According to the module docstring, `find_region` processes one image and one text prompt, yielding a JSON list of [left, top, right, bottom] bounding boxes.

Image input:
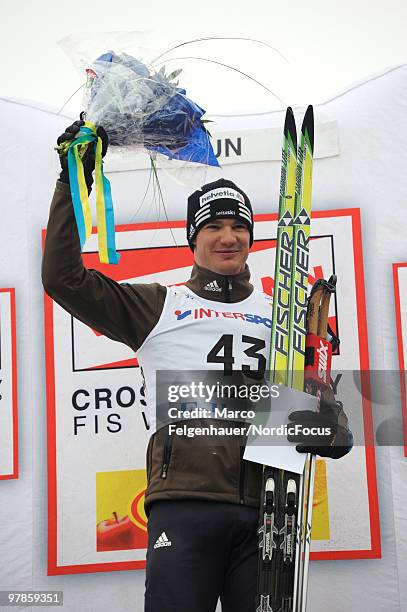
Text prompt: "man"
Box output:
[[42, 120, 352, 612]]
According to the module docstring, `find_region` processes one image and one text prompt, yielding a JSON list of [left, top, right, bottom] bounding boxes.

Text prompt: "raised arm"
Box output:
[[42, 120, 166, 352]]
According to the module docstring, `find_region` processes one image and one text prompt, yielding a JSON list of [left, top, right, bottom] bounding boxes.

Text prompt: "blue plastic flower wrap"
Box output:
[[84, 50, 219, 167], [58, 48, 220, 265]]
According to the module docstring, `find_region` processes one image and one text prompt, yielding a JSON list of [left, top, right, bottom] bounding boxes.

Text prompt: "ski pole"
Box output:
[[297, 275, 337, 610]]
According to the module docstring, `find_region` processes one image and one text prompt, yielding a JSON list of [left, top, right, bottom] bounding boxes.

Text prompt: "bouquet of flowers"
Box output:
[[84, 50, 219, 166], [58, 49, 219, 265]]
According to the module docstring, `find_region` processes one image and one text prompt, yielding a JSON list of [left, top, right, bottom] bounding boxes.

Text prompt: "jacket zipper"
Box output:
[[239, 444, 245, 504], [161, 430, 174, 479], [147, 436, 154, 483], [225, 278, 232, 303]]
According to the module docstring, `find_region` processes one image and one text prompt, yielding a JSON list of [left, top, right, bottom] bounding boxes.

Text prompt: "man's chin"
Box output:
[[211, 260, 243, 275]]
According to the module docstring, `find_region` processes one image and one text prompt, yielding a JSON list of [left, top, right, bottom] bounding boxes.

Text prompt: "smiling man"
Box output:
[[194, 217, 250, 274], [42, 122, 352, 612], [187, 180, 253, 277], [183, 179, 257, 310]]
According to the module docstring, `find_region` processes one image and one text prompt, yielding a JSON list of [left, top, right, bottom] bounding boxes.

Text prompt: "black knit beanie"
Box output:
[[187, 178, 254, 250]]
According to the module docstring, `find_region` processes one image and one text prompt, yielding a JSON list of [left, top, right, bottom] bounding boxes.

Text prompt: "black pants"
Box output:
[[144, 500, 258, 612]]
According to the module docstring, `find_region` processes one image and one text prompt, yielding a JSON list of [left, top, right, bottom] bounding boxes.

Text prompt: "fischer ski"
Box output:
[[269, 106, 297, 387], [257, 469, 278, 612], [256, 105, 315, 612]]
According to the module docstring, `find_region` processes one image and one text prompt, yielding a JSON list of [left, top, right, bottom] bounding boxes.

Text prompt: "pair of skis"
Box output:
[[255, 106, 337, 611]]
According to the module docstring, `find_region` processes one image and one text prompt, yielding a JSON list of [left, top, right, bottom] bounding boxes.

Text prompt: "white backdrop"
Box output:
[[0, 64, 407, 610]]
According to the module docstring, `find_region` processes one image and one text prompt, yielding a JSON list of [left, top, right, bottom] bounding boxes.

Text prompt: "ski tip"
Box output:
[[284, 106, 297, 149], [283, 107, 294, 132], [302, 105, 314, 153]]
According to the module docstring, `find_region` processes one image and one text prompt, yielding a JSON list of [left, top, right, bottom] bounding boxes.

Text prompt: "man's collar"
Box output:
[[185, 262, 253, 303]]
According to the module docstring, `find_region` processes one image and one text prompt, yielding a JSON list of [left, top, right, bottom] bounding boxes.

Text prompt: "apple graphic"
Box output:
[[97, 512, 135, 551]]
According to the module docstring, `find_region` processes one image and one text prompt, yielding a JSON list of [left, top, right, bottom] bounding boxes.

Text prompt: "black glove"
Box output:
[[287, 387, 353, 459], [57, 115, 108, 192]]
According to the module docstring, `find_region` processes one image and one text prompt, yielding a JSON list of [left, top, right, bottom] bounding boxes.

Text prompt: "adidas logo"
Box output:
[[204, 280, 222, 292], [153, 532, 172, 549]]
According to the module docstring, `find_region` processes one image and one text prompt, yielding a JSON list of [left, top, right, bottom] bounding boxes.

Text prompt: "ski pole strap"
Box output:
[[327, 323, 340, 353], [309, 275, 337, 297], [67, 122, 120, 264]]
